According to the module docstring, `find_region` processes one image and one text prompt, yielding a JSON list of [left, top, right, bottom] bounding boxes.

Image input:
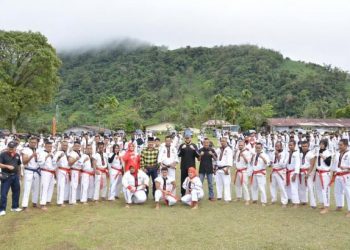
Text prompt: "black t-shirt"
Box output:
[[198, 147, 217, 174], [0, 151, 21, 174], [178, 143, 199, 169]]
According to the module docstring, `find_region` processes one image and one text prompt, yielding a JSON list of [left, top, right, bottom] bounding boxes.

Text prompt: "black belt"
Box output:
[[25, 167, 41, 176], [217, 166, 230, 170]]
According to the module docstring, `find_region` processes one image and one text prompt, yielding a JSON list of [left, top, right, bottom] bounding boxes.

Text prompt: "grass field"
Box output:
[[1, 136, 350, 250], [0, 169, 350, 250]]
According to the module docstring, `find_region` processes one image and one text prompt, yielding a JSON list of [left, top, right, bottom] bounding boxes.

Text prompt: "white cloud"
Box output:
[[1, 0, 350, 70]]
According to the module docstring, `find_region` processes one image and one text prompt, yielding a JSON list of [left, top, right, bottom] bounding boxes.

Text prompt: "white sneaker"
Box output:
[[0, 211, 6, 216], [10, 208, 22, 212]]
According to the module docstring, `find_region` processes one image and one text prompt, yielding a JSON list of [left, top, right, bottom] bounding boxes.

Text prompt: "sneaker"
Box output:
[[0, 211, 6, 216], [11, 208, 22, 212]]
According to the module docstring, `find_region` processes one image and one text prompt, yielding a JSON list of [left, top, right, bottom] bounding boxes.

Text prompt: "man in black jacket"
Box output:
[[198, 138, 217, 200], [0, 141, 22, 216], [178, 132, 199, 196]]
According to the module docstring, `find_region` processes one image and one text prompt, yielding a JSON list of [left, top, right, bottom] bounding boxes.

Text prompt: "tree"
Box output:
[[0, 31, 61, 132]]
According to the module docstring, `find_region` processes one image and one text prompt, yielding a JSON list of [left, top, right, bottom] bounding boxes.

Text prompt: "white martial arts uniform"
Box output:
[[315, 149, 332, 207], [154, 176, 177, 206], [69, 150, 82, 204], [21, 147, 40, 208], [234, 149, 251, 201], [181, 176, 204, 206], [157, 145, 179, 179], [270, 150, 288, 205], [53, 150, 70, 205], [215, 146, 233, 201], [108, 154, 123, 200], [286, 150, 301, 204], [79, 154, 95, 203], [299, 151, 316, 207], [331, 150, 350, 210], [93, 152, 109, 200], [122, 170, 149, 204], [38, 151, 56, 206], [249, 152, 269, 204]]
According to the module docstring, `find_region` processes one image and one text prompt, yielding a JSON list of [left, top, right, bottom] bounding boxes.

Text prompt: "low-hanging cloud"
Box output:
[[1, 0, 350, 71]]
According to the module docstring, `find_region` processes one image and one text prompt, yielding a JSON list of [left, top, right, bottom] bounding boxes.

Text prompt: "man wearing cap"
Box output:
[[178, 132, 200, 196], [122, 165, 149, 208], [21, 137, 40, 210], [140, 137, 159, 197], [0, 141, 22, 216]]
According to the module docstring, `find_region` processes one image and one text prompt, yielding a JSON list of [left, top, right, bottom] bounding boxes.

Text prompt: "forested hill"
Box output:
[[36, 44, 350, 132]]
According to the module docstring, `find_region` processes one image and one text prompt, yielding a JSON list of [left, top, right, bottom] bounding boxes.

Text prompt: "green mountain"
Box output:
[[17, 44, 350, 132]]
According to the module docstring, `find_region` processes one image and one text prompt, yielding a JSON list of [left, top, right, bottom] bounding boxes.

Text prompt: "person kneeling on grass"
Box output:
[[122, 165, 149, 208], [181, 167, 204, 209], [154, 167, 177, 209]]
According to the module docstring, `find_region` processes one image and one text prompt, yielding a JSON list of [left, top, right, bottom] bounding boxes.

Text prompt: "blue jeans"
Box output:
[[199, 173, 214, 199], [0, 174, 20, 211], [145, 167, 158, 198]]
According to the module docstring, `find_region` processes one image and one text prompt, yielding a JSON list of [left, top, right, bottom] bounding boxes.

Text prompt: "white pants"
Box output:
[[270, 172, 288, 205], [298, 173, 316, 207], [21, 169, 40, 207], [93, 173, 108, 200], [80, 173, 95, 202], [167, 168, 176, 180], [234, 170, 250, 201], [56, 169, 70, 205], [250, 174, 267, 204], [215, 170, 231, 201], [47, 178, 55, 203], [40, 171, 55, 206], [69, 170, 81, 204], [108, 169, 123, 200], [181, 189, 204, 206], [123, 189, 147, 204], [286, 173, 300, 204], [334, 174, 350, 211], [154, 190, 177, 206], [315, 171, 331, 207]]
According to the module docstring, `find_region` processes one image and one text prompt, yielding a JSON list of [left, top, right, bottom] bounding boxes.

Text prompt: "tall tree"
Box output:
[[0, 31, 61, 132]]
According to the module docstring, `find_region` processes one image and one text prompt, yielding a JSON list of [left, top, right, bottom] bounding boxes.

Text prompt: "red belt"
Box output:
[[111, 167, 123, 179], [58, 167, 71, 182], [314, 169, 330, 189], [234, 168, 247, 185], [97, 167, 108, 190], [81, 170, 95, 176], [250, 169, 266, 185], [299, 168, 308, 186], [286, 169, 295, 186], [41, 168, 56, 178], [329, 171, 350, 186], [270, 168, 285, 182]]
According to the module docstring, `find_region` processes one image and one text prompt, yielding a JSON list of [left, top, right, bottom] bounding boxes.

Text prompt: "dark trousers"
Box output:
[[145, 167, 158, 198], [0, 174, 20, 211], [181, 168, 190, 196]]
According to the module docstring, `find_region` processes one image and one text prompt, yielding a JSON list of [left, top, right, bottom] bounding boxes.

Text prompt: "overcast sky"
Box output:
[[1, 0, 350, 71]]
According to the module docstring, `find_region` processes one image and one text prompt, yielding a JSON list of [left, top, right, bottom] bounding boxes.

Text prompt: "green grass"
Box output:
[[0, 169, 350, 250], [0, 137, 349, 249]]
